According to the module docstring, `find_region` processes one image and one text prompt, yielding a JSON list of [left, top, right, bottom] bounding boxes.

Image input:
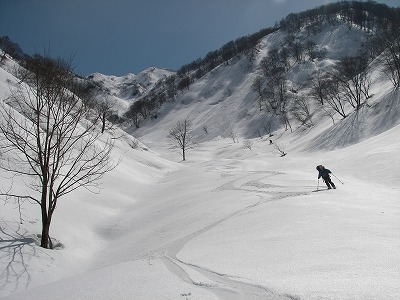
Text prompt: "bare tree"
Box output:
[[251, 75, 265, 111], [288, 40, 304, 63], [0, 50, 7, 66], [255, 128, 263, 138], [273, 142, 287, 157], [279, 111, 292, 132], [304, 40, 318, 61], [315, 75, 347, 119], [125, 100, 143, 128], [331, 55, 371, 110], [310, 70, 330, 106], [168, 118, 194, 161], [243, 139, 253, 150], [291, 96, 314, 128], [321, 105, 337, 125], [0, 54, 116, 249], [229, 130, 239, 143], [263, 120, 274, 137], [95, 95, 116, 133], [369, 27, 400, 88], [78, 91, 117, 133]]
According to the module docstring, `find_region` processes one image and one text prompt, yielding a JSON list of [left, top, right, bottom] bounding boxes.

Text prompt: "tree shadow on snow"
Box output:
[[0, 220, 53, 296]]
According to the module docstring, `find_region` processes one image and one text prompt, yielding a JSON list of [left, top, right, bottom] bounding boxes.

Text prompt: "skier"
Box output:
[[316, 165, 336, 189]]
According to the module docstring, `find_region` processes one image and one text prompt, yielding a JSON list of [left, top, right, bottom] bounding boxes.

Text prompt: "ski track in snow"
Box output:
[[158, 169, 310, 300]]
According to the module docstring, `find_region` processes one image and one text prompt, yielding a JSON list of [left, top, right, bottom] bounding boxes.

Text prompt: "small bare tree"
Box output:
[[0, 54, 116, 249], [321, 105, 336, 125], [251, 75, 265, 111], [94, 95, 116, 133], [310, 70, 330, 106], [255, 128, 263, 138], [168, 118, 194, 161], [243, 139, 253, 150], [0, 50, 7, 66], [263, 120, 274, 137], [77, 91, 117, 134], [323, 77, 348, 119], [291, 96, 313, 128], [229, 130, 239, 143], [273, 142, 287, 157]]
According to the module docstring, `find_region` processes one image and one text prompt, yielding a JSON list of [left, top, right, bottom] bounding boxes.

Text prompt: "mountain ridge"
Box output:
[[86, 67, 173, 101]]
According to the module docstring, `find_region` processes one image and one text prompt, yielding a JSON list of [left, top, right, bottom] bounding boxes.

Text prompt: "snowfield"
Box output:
[[1, 131, 399, 300], [1, 21, 400, 300]]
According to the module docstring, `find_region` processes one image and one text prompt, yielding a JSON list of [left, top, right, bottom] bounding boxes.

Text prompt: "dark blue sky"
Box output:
[[1, 0, 399, 76]]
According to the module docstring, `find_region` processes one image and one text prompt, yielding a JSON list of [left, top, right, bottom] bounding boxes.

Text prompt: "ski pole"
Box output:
[[331, 173, 344, 185], [317, 179, 319, 191]]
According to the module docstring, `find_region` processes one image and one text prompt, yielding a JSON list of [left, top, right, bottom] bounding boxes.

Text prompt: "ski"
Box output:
[[312, 187, 336, 192]]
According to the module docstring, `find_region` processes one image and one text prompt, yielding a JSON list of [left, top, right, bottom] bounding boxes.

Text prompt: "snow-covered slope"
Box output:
[[1, 20, 400, 300], [133, 21, 400, 151]]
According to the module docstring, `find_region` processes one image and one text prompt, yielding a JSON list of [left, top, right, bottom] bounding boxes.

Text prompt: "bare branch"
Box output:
[[168, 118, 194, 161]]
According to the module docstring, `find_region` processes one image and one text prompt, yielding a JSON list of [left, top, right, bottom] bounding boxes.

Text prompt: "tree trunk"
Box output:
[[40, 181, 50, 248], [41, 217, 51, 248], [101, 112, 106, 133]]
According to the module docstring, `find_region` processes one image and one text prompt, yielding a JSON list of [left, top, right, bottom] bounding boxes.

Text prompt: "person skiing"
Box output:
[[316, 165, 336, 189]]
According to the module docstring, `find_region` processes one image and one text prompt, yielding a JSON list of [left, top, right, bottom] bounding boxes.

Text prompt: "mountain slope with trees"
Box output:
[[120, 1, 400, 152]]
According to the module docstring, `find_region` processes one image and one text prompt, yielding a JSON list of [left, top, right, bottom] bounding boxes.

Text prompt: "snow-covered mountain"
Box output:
[[86, 67, 174, 101], [1, 3, 400, 300]]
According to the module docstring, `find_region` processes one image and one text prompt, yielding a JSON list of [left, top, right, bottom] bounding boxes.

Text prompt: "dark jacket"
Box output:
[[318, 167, 331, 179]]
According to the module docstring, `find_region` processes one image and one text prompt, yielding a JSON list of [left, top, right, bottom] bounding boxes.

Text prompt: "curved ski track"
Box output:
[[160, 170, 309, 300]]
